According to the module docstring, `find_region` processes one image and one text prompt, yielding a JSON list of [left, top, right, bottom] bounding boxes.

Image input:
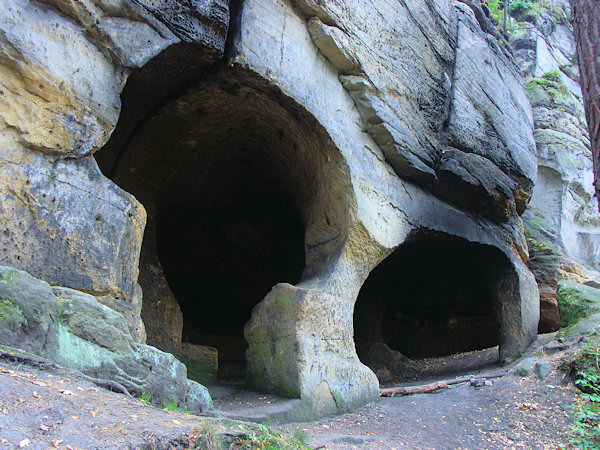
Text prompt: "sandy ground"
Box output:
[[283, 371, 577, 449]]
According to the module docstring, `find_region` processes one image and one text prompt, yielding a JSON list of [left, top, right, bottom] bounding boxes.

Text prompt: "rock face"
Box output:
[[0, 0, 544, 418], [0, 0, 230, 339], [510, 1, 600, 331], [0, 266, 212, 413]]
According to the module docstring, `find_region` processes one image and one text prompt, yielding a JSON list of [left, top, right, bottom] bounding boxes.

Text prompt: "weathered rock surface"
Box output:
[[0, 266, 212, 413], [557, 279, 600, 327], [511, 1, 600, 331], [1, 0, 544, 419], [0, 0, 229, 330], [303, 0, 536, 222]]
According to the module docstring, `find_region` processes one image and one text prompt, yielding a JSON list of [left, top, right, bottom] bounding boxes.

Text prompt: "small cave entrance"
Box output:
[[96, 62, 345, 385], [354, 230, 511, 383]]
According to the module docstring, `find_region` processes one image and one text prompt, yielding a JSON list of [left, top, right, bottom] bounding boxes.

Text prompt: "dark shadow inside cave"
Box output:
[[156, 147, 305, 379], [354, 230, 511, 381]]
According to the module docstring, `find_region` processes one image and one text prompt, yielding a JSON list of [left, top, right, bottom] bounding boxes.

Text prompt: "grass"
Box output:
[[185, 420, 310, 449], [563, 334, 600, 448], [138, 391, 152, 406], [237, 423, 309, 449], [161, 398, 188, 414], [137, 392, 189, 414]]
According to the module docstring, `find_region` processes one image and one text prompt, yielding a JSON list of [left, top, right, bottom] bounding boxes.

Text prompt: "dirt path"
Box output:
[[0, 344, 581, 449], [283, 371, 577, 449]]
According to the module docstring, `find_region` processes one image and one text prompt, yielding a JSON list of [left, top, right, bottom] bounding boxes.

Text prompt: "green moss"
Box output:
[[180, 357, 218, 385], [558, 283, 600, 328], [526, 72, 570, 103], [277, 295, 294, 305], [0, 299, 27, 326], [541, 69, 562, 83], [525, 230, 557, 254], [0, 270, 20, 286], [279, 373, 295, 398], [330, 389, 345, 412], [0, 345, 26, 355]]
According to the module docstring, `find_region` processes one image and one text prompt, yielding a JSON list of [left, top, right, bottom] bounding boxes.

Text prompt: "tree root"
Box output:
[[379, 371, 507, 397], [0, 346, 134, 398]]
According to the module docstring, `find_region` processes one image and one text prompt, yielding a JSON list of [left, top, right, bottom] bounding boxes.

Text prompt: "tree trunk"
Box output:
[[570, 0, 600, 208]]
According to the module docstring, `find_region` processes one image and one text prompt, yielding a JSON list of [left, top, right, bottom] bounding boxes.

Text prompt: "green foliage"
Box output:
[[486, 0, 539, 27], [564, 335, 600, 448], [237, 423, 309, 449], [509, 0, 537, 17], [542, 69, 562, 83], [486, 0, 507, 27], [138, 392, 152, 406], [137, 393, 188, 414], [161, 398, 188, 413]]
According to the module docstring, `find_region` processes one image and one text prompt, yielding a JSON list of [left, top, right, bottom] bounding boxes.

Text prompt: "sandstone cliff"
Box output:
[[0, 0, 566, 418], [508, 0, 600, 332]]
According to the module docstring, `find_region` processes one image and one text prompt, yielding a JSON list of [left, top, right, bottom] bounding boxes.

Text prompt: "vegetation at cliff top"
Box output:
[[486, 0, 568, 28]]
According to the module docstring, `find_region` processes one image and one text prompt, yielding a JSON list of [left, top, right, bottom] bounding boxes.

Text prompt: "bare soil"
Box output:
[[283, 372, 577, 449], [0, 336, 581, 449]]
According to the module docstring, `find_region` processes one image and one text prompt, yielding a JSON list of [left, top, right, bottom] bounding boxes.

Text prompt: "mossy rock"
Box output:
[[180, 356, 218, 385], [557, 280, 600, 328], [0, 298, 27, 330]]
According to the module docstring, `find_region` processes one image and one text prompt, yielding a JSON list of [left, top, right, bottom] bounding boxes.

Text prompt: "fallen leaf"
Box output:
[[87, 387, 98, 392], [51, 440, 63, 448], [31, 381, 49, 387], [71, 416, 80, 420], [172, 419, 182, 425], [76, 387, 84, 392], [90, 409, 101, 418], [18, 439, 30, 448], [1, 438, 7, 443], [32, 392, 40, 399], [16, 398, 24, 403], [0, 368, 11, 374], [516, 402, 538, 411], [59, 390, 74, 396], [39, 424, 50, 432], [1, 408, 7, 414]]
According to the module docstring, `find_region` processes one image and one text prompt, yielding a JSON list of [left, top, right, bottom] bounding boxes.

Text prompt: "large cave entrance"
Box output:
[[354, 230, 512, 383], [156, 146, 305, 379], [96, 60, 347, 384]]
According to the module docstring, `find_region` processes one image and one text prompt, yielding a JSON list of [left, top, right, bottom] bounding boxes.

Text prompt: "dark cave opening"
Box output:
[[156, 146, 305, 378], [354, 230, 508, 379]]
